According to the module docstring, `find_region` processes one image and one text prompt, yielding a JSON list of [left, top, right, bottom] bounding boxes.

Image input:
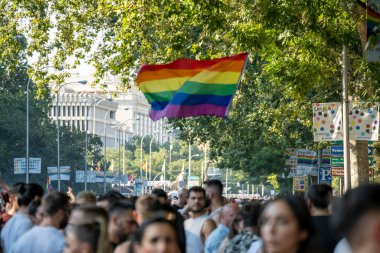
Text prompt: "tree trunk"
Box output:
[[350, 140, 369, 187]]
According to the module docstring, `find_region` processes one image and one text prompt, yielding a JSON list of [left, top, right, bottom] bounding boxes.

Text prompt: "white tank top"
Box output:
[[184, 214, 209, 253]]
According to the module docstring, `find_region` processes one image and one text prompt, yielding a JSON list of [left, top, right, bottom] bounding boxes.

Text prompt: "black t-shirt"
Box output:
[[312, 215, 340, 253]]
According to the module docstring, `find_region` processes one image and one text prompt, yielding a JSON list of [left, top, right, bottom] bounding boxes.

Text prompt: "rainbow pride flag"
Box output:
[[46, 176, 53, 193], [136, 53, 248, 121]]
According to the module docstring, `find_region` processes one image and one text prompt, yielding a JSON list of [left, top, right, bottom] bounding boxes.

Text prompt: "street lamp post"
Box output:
[[149, 131, 159, 188], [56, 80, 87, 191], [140, 133, 148, 180], [103, 109, 113, 194], [149, 137, 154, 184], [84, 98, 109, 191], [187, 144, 200, 188], [26, 65, 57, 183], [120, 118, 139, 175]]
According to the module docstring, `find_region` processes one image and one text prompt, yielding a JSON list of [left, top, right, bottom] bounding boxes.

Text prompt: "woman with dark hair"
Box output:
[[258, 196, 322, 253], [134, 217, 180, 253]]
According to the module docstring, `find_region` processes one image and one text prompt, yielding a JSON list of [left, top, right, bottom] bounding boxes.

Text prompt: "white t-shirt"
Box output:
[[185, 214, 209, 253], [333, 238, 352, 253], [1, 212, 33, 253], [10, 226, 65, 253]]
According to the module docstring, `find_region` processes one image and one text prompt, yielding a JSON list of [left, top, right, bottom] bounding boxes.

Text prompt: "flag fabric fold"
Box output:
[[136, 53, 248, 121]]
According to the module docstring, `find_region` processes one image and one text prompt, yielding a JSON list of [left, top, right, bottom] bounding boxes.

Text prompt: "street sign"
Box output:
[[369, 157, 374, 167], [318, 167, 332, 185], [331, 157, 344, 167], [47, 166, 71, 180], [331, 146, 344, 156], [331, 167, 344, 177], [293, 176, 307, 192], [368, 146, 373, 156]]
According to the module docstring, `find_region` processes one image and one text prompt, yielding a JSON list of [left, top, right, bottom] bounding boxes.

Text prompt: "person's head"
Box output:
[[307, 184, 332, 214], [108, 201, 136, 243], [76, 191, 97, 205], [42, 191, 70, 229], [239, 203, 261, 232], [69, 204, 108, 226], [28, 199, 43, 225], [136, 195, 162, 224], [228, 212, 243, 239], [135, 217, 180, 253], [260, 196, 318, 253], [333, 184, 380, 253], [205, 180, 223, 201], [177, 189, 188, 208], [187, 186, 206, 214], [220, 204, 240, 227], [151, 189, 168, 204], [97, 190, 125, 211], [17, 183, 44, 208], [65, 220, 112, 253]]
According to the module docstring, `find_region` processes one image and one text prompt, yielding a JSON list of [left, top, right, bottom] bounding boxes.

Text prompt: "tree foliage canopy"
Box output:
[[2, 0, 380, 179]]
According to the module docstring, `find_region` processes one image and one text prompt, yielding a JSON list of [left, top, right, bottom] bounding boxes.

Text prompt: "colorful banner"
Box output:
[[313, 103, 343, 141], [14, 158, 41, 174], [296, 149, 318, 176], [322, 149, 331, 166], [293, 176, 307, 192], [47, 166, 70, 181], [357, 0, 380, 61], [313, 103, 379, 141], [349, 104, 379, 140]]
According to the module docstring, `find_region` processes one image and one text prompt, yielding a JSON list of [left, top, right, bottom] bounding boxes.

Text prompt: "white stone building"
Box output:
[[49, 77, 170, 148]]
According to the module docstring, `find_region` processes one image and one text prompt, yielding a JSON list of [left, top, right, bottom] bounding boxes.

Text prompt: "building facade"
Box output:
[[49, 84, 170, 148]]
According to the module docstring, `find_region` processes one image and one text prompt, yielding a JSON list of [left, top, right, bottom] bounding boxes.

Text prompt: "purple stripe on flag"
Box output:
[[149, 104, 228, 121]]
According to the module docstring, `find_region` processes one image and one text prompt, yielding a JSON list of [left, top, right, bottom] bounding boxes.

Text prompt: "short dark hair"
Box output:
[[307, 184, 333, 209], [28, 199, 41, 216], [188, 186, 206, 199], [42, 191, 70, 216], [97, 190, 125, 207], [205, 179, 223, 195], [240, 203, 261, 228], [109, 201, 135, 217], [333, 184, 380, 240], [151, 188, 167, 200], [18, 183, 44, 207]]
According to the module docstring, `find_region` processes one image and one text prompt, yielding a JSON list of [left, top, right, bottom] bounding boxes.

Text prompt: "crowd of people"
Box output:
[[0, 179, 380, 253]]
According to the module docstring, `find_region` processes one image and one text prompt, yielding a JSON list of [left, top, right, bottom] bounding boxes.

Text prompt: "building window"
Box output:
[[68, 106, 71, 116], [73, 106, 76, 116], [82, 106, 85, 116], [77, 106, 81, 116], [82, 120, 85, 131], [110, 111, 115, 119]]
